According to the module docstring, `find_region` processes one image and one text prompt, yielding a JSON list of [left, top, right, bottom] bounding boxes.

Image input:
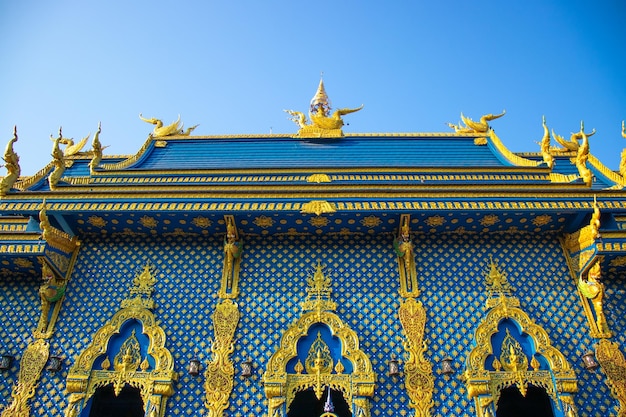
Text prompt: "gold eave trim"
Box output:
[[87, 165, 553, 177], [0, 233, 42, 241], [0, 187, 607, 201], [0, 199, 623, 213]]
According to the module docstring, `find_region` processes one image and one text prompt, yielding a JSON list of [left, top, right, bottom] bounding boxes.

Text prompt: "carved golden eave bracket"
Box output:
[[39, 201, 79, 254]]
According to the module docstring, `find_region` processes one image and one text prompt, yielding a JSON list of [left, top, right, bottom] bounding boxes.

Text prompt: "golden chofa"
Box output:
[[285, 78, 363, 138]]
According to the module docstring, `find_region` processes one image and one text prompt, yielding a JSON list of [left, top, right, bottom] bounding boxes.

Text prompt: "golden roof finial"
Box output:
[[310, 77, 331, 117]]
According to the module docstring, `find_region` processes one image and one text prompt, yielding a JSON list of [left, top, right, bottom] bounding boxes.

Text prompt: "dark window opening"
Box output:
[[496, 385, 554, 417], [88, 384, 144, 417], [287, 388, 350, 417]]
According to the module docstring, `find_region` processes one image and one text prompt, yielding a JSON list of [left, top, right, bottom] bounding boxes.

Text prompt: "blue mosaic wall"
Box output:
[[0, 231, 622, 416]]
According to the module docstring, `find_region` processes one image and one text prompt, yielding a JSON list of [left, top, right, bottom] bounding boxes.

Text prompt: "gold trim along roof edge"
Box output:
[[487, 130, 541, 168], [0, 183, 599, 199], [588, 154, 626, 186], [2, 199, 626, 213]]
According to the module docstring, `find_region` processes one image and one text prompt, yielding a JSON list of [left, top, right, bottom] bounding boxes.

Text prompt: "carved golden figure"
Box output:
[[88, 122, 103, 174], [553, 121, 596, 152], [48, 128, 66, 190], [578, 261, 611, 336], [220, 216, 243, 298], [139, 114, 198, 137], [448, 110, 505, 133], [574, 121, 594, 186], [285, 79, 363, 137], [394, 215, 419, 297], [590, 195, 601, 240], [538, 116, 554, 169], [0, 126, 20, 196], [59, 132, 89, 156], [37, 261, 66, 333]]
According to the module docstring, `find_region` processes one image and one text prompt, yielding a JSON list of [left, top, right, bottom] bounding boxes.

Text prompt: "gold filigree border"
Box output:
[[264, 309, 376, 416], [66, 305, 176, 416], [463, 294, 577, 415]]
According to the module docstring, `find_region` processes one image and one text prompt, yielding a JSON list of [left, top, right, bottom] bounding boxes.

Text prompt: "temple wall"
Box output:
[[1, 231, 623, 416]]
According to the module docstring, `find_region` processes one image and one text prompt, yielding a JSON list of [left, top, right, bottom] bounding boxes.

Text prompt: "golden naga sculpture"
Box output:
[[574, 121, 594, 186], [139, 114, 198, 137], [48, 128, 66, 191], [0, 126, 20, 196], [447, 110, 505, 134], [285, 79, 363, 138], [88, 122, 104, 174], [538, 116, 554, 169]]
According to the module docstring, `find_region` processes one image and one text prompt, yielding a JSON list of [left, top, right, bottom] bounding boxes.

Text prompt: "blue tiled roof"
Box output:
[[131, 135, 509, 170]]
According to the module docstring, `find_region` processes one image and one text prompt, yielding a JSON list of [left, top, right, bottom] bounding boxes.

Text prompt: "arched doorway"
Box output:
[[496, 385, 554, 417], [87, 384, 144, 417], [287, 388, 350, 417]]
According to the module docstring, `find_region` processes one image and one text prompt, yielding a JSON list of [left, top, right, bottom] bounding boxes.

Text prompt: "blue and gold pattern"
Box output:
[[1, 231, 621, 416]]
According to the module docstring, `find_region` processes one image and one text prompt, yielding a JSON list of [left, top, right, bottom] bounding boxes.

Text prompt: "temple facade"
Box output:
[[0, 81, 625, 417]]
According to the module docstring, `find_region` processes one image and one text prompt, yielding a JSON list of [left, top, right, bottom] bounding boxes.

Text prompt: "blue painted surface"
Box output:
[[131, 136, 508, 170]]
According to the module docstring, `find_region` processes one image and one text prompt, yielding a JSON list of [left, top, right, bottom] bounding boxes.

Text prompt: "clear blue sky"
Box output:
[[1, 1, 625, 175]]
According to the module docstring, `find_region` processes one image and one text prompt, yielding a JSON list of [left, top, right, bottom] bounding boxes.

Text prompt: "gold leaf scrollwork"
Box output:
[[1, 339, 49, 417], [596, 339, 626, 417], [204, 299, 240, 417], [463, 259, 577, 412], [263, 262, 375, 417], [64, 265, 176, 417], [398, 297, 434, 417]]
